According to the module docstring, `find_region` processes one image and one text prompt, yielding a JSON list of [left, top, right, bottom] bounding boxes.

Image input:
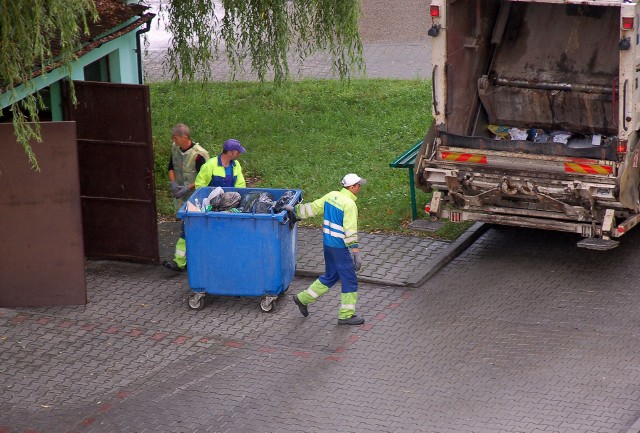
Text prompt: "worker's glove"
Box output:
[[281, 204, 300, 228], [352, 251, 362, 271], [170, 181, 181, 196], [173, 184, 191, 198]]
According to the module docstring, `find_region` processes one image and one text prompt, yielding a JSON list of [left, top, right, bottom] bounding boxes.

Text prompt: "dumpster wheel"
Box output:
[[260, 295, 278, 313], [188, 292, 206, 310]]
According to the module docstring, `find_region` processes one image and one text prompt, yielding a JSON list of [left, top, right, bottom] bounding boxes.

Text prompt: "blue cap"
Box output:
[[223, 139, 246, 153]]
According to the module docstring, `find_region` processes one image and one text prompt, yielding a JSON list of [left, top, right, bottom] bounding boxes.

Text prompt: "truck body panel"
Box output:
[[419, 0, 640, 246]]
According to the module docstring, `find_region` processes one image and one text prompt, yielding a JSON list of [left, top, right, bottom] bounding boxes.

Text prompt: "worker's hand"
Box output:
[[282, 204, 295, 212], [173, 184, 191, 198], [352, 251, 362, 271], [170, 181, 181, 196]]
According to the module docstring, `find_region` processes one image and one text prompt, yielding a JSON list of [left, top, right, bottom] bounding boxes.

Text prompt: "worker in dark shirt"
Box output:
[[163, 123, 210, 272]]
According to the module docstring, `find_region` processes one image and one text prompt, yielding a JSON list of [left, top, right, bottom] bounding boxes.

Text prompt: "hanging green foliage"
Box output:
[[2, 0, 363, 169], [161, 0, 364, 83], [0, 0, 97, 170]]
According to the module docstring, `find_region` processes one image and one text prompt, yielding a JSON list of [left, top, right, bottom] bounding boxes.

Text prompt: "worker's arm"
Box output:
[[194, 160, 213, 189], [343, 201, 359, 249], [234, 161, 246, 188], [294, 193, 329, 219]]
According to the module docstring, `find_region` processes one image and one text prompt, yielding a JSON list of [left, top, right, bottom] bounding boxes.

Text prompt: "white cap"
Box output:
[[341, 173, 367, 187]]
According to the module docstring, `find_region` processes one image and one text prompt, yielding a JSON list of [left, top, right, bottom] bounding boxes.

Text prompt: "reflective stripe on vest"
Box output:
[[323, 220, 345, 239], [322, 190, 358, 249], [294, 188, 359, 249], [298, 203, 315, 218]]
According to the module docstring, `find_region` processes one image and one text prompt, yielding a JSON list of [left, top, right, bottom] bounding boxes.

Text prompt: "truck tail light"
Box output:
[[622, 17, 634, 30], [618, 139, 628, 154], [430, 5, 440, 17]]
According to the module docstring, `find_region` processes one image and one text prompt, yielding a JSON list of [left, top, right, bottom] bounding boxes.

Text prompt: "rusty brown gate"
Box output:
[[0, 122, 87, 307], [63, 81, 159, 263]]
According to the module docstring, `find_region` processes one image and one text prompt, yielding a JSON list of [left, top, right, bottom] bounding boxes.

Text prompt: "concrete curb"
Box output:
[[405, 222, 490, 288], [624, 415, 640, 433], [294, 224, 488, 288]]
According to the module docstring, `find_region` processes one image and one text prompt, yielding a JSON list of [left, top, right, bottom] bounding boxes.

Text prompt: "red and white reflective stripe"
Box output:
[[441, 151, 487, 164], [564, 162, 612, 175]]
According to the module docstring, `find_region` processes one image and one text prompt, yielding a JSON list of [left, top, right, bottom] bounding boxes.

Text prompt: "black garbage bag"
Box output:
[[272, 190, 297, 213], [253, 193, 276, 213], [240, 192, 275, 213], [239, 192, 261, 212], [210, 192, 241, 211]]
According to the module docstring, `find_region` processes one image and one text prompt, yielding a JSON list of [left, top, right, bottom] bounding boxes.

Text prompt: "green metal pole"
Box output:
[[408, 167, 417, 220]]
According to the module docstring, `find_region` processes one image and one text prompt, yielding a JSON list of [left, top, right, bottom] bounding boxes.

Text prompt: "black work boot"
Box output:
[[338, 315, 365, 325], [163, 260, 184, 272], [292, 295, 309, 317]]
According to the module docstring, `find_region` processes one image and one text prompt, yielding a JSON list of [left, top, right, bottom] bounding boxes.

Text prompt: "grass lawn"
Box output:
[[150, 79, 469, 240]]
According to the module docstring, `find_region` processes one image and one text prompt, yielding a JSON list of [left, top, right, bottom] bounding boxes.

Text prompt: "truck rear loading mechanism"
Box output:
[[417, 0, 640, 250]]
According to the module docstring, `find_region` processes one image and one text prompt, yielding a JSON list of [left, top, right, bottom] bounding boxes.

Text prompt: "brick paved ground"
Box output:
[[159, 222, 450, 287], [142, 43, 431, 83], [142, 0, 431, 83], [4, 2, 640, 431], [3, 226, 640, 432]]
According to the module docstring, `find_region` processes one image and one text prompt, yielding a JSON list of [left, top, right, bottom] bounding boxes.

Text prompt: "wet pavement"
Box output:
[[142, 43, 431, 82], [159, 222, 452, 288], [142, 0, 431, 82], [3, 225, 640, 432], [4, 3, 640, 432]]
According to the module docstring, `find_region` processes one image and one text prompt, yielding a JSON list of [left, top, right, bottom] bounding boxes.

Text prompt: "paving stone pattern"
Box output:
[[159, 222, 450, 287], [5, 3, 640, 430], [3, 226, 640, 432], [141, 0, 431, 83], [142, 43, 431, 83]]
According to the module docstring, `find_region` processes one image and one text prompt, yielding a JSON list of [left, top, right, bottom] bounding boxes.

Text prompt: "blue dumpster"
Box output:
[[177, 187, 301, 312]]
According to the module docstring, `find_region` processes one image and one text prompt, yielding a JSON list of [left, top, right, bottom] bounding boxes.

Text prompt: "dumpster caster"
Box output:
[[188, 292, 206, 310], [260, 296, 277, 313]]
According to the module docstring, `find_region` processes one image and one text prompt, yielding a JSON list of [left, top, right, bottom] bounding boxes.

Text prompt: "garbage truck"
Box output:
[[417, 0, 640, 249]]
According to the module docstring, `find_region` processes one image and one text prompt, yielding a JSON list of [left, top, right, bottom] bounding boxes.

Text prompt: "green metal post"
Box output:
[[409, 167, 417, 220]]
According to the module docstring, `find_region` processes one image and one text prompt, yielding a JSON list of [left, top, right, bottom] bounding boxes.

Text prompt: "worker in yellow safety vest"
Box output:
[[163, 124, 209, 272], [164, 138, 247, 272], [285, 173, 366, 325], [194, 139, 247, 188]]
